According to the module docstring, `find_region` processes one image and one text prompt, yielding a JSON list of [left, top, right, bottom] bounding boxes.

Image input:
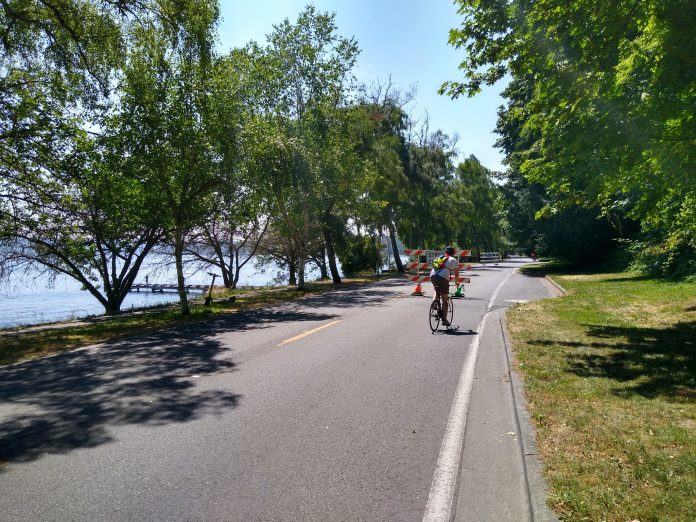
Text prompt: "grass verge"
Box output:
[[0, 274, 392, 367], [508, 265, 696, 521]]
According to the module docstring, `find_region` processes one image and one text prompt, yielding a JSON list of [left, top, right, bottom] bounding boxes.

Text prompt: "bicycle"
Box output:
[[429, 292, 454, 333]]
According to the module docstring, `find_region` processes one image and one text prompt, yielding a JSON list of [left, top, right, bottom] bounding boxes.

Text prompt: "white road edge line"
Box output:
[[422, 268, 518, 522]]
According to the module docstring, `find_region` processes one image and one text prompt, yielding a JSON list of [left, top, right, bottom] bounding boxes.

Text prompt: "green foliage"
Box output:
[[114, 1, 227, 314], [0, 0, 226, 315], [627, 235, 696, 280], [499, 168, 627, 262], [1, 1, 509, 319], [398, 129, 456, 248], [336, 233, 380, 276], [0, 0, 133, 102], [0, 125, 166, 313], [446, 0, 696, 276], [451, 156, 505, 250], [251, 5, 361, 288]]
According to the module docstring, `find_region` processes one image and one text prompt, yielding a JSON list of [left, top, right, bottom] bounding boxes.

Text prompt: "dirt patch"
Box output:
[[678, 419, 696, 430]]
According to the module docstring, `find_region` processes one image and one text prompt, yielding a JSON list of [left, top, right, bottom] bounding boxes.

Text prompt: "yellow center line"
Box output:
[[277, 320, 342, 347]]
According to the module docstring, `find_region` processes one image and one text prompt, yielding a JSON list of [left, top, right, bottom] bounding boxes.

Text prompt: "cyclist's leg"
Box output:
[[436, 281, 450, 326], [441, 287, 449, 323], [432, 275, 447, 316], [441, 303, 450, 326], [431, 283, 440, 305]]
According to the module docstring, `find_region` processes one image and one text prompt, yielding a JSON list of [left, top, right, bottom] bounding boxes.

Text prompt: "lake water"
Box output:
[[0, 248, 404, 329], [0, 264, 303, 329]]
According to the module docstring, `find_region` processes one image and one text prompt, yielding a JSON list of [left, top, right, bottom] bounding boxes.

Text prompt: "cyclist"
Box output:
[[430, 246, 460, 326]]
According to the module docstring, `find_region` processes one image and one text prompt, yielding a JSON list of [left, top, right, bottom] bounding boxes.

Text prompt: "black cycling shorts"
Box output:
[[431, 274, 449, 296]]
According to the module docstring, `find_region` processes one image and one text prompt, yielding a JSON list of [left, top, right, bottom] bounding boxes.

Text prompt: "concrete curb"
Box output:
[[544, 275, 567, 296], [500, 311, 560, 522]]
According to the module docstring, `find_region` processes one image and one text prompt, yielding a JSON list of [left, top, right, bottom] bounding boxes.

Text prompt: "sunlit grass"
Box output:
[[509, 267, 696, 521], [0, 273, 393, 366]]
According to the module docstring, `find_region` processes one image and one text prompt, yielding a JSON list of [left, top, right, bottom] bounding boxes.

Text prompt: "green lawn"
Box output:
[[508, 267, 696, 521]]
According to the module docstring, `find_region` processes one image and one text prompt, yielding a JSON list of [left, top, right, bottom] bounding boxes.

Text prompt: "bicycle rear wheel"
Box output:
[[445, 296, 454, 326], [429, 300, 441, 332]]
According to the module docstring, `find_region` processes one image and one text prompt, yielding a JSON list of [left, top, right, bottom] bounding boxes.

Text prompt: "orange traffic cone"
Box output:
[[411, 280, 425, 296]]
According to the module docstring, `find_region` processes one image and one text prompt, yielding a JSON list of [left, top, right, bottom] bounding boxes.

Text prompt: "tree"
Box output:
[[444, 0, 696, 273], [0, 122, 168, 314], [1, 0, 160, 229], [336, 232, 381, 276], [256, 6, 360, 289], [494, 75, 629, 261], [353, 81, 413, 272], [115, 1, 235, 314], [401, 125, 458, 249], [0, 1, 177, 314], [179, 48, 272, 290], [449, 156, 504, 251], [184, 194, 269, 290]]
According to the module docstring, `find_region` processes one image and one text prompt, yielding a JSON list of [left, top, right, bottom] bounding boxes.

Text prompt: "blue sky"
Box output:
[[216, 0, 507, 172]]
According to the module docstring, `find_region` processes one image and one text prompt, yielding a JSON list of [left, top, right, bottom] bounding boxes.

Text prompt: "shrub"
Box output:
[[627, 233, 696, 280], [337, 234, 381, 276]]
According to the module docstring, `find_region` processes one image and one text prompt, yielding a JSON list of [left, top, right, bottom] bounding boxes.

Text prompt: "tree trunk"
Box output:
[[297, 250, 306, 290], [92, 236, 160, 315], [230, 247, 238, 289], [316, 246, 329, 279], [221, 269, 232, 289], [288, 255, 297, 286], [102, 281, 125, 315], [216, 240, 232, 289], [221, 255, 231, 290], [324, 226, 341, 284], [104, 298, 122, 315], [388, 221, 404, 273], [174, 227, 190, 315], [233, 263, 241, 289]]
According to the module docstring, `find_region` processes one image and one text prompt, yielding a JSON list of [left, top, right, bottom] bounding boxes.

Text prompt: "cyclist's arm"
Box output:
[[448, 259, 460, 285]]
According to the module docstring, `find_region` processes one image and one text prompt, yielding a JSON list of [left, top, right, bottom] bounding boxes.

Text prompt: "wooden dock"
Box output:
[[130, 284, 208, 293]]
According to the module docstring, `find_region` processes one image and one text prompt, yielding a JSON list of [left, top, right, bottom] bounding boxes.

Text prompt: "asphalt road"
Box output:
[[0, 257, 555, 521]]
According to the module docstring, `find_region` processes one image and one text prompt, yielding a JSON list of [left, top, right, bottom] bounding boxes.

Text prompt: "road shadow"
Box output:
[[201, 307, 339, 336], [456, 296, 487, 303], [285, 280, 408, 311], [0, 279, 424, 467], [0, 302, 356, 467], [431, 328, 478, 337], [445, 328, 477, 336], [0, 328, 241, 466], [516, 263, 575, 278], [502, 258, 534, 264], [533, 320, 696, 401]]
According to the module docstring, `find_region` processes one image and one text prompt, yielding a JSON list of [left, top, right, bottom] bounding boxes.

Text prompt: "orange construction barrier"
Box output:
[[404, 247, 472, 297]]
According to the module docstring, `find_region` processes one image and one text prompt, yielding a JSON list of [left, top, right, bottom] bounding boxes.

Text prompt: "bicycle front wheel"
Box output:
[[429, 300, 441, 332], [446, 296, 454, 326]]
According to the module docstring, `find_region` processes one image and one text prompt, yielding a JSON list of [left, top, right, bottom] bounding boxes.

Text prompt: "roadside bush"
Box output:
[[627, 234, 696, 280], [337, 233, 381, 276]]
